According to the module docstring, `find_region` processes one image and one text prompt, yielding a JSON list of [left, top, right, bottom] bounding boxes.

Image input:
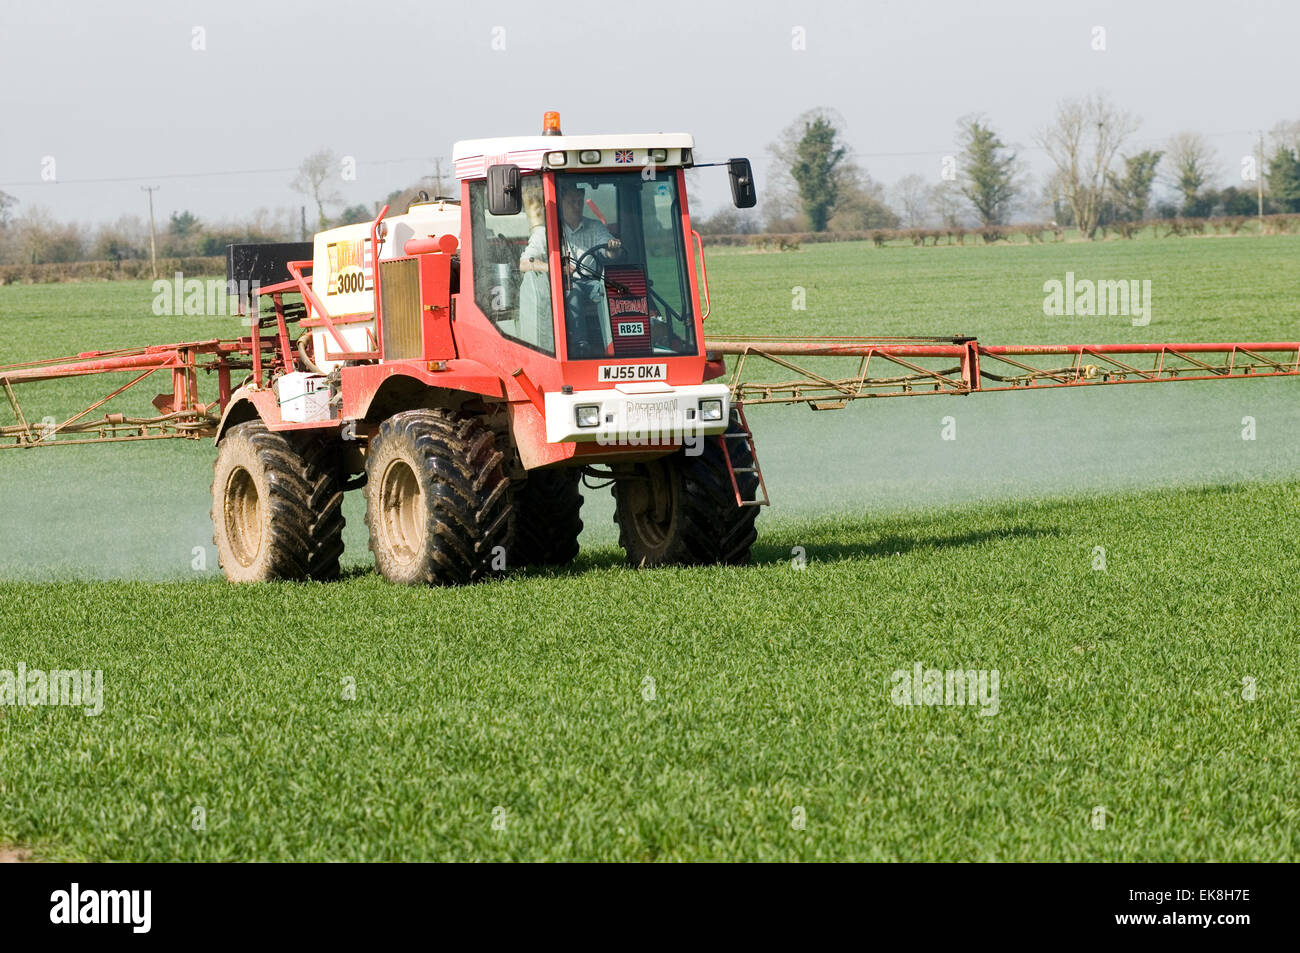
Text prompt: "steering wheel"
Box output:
[[567, 242, 615, 281]]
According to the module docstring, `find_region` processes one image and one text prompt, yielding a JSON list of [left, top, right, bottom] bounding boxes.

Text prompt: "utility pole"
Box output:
[[141, 185, 159, 279], [301, 205, 307, 241], [419, 159, 449, 202], [1256, 130, 1265, 231]]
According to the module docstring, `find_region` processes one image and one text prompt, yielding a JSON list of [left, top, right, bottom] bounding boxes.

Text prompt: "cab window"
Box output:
[[468, 175, 555, 355], [556, 172, 698, 361]]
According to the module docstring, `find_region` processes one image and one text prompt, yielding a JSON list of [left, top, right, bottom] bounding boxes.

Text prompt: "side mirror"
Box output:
[[486, 164, 522, 216], [728, 157, 757, 209]]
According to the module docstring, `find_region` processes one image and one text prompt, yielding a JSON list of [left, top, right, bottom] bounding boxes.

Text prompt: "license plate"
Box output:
[[598, 363, 666, 382], [626, 399, 678, 428]]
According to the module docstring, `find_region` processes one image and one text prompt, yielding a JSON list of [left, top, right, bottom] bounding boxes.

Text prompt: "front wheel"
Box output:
[[612, 418, 760, 568], [363, 409, 511, 586]]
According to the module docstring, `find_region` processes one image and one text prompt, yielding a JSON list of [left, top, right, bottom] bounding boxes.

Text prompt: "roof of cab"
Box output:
[[451, 133, 694, 179]]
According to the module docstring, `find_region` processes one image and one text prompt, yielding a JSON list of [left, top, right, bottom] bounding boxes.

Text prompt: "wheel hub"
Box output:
[[224, 465, 262, 567], [380, 458, 423, 563]]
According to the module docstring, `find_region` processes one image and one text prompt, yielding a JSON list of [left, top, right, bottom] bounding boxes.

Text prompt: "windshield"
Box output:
[[555, 172, 698, 361]]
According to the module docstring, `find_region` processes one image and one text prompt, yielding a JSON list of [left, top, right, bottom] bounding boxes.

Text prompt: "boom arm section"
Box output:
[[0, 339, 257, 449], [706, 336, 1300, 410], [7, 328, 1300, 449], [1, 265, 324, 449]]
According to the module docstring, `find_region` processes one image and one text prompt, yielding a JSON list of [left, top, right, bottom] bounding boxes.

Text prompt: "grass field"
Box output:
[[2, 235, 1300, 860]]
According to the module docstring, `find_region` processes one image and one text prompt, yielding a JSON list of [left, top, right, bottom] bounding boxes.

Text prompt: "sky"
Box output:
[[0, 0, 1295, 227]]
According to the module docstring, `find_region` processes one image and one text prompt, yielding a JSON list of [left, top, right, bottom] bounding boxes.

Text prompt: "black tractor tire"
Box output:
[[211, 420, 346, 583], [298, 437, 347, 580], [507, 468, 584, 569], [363, 409, 511, 586], [612, 416, 760, 568]]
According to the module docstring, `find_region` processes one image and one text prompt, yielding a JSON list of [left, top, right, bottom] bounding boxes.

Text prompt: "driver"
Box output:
[[557, 180, 621, 270], [518, 180, 622, 277], [517, 179, 624, 357], [554, 180, 622, 357]]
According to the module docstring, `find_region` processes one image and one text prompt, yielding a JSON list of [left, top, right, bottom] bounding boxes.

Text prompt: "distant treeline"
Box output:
[[0, 256, 227, 285], [699, 213, 1300, 250], [4, 95, 1300, 269]]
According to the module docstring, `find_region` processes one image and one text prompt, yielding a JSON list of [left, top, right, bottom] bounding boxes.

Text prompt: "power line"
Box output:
[[0, 128, 1273, 190]]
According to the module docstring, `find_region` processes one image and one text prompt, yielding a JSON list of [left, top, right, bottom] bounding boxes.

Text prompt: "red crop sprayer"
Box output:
[[4, 114, 1297, 583]]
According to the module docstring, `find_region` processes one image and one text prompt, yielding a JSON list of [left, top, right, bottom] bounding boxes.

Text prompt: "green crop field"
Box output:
[[3, 235, 1300, 861]]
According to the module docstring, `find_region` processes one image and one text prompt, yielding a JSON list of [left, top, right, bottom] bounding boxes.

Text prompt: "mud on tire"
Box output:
[[508, 469, 584, 569], [364, 408, 511, 586], [211, 420, 346, 583], [612, 415, 759, 568]]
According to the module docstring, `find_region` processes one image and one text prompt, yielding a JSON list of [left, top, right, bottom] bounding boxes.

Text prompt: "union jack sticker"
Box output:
[[614, 149, 634, 164]]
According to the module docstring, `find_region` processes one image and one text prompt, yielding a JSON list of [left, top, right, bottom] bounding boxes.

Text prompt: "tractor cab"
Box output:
[[454, 124, 699, 363], [451, 114, 756, 451], [464, 167, 698, 363]]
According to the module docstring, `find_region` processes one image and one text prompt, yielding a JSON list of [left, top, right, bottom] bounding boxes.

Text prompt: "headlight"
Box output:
[[699, 399, 723, 422], [545, 151, 567, 166], [575, 405, 601, 428], [578, 150, 601, 164], [649, 148, 668, 163]]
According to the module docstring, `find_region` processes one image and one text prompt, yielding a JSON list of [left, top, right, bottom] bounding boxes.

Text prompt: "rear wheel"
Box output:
[[211, 421, 345, 582], [508, 469, 584, 568], [364, 409, 511, 585], [299, 438, 347, 579], [612, 416, 759, 567]]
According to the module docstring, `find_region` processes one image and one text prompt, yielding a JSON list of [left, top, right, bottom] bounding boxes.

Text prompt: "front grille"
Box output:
[[379, 258, 421, 360]]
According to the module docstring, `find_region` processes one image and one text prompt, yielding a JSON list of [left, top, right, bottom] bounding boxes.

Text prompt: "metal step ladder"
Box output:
[[719, 403, 770, 507]]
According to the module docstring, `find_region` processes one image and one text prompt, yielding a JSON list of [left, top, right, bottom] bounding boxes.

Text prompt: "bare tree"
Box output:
[[891, 174, 930, 228], [91, 214, 150, 261], [291, 149, 344, 231], [1269, 120, 1300, 154], [1038, 168, 1072, 225], [828, 168, 899, 231], [247, 206, 298, 241], [0, 190, 16, 229], [928, 179, 968, 228], [10, 205, 84, 264], [1164, 131, 1222, 210], [1036, 93, 1139, 239]]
